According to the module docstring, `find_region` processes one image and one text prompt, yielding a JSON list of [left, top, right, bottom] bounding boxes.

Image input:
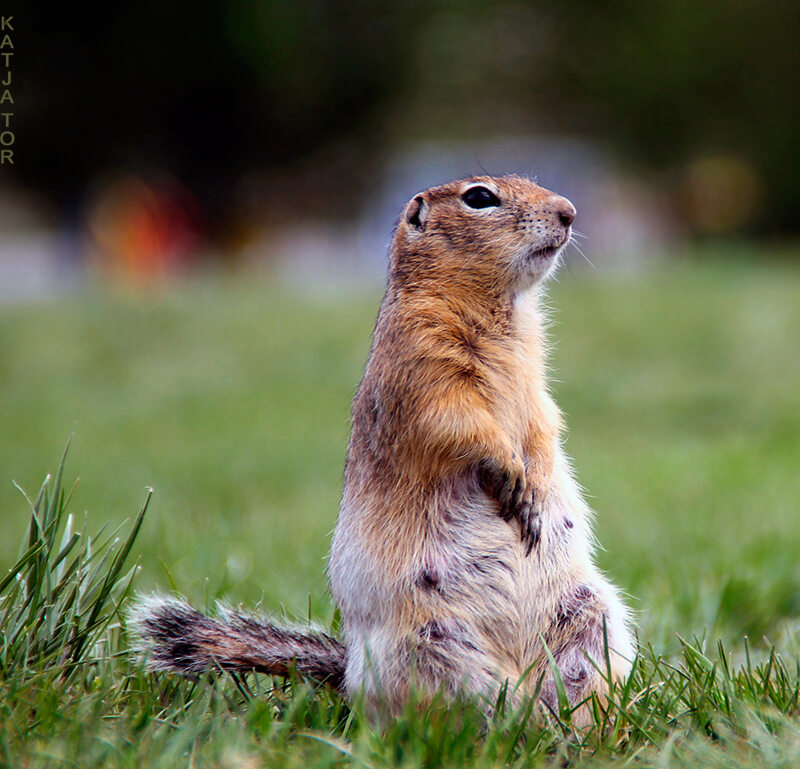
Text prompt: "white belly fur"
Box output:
[[329, 446, 634, 703]]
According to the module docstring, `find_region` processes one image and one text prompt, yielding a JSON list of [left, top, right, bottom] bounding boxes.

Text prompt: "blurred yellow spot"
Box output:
[[680, 154, 765, 234]]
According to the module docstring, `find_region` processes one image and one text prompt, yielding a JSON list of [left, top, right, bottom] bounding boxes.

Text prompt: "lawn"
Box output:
[[2, 254, 800, 767]]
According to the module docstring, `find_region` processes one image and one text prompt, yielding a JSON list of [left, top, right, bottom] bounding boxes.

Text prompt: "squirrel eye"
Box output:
[[462, 186, 500, 209]]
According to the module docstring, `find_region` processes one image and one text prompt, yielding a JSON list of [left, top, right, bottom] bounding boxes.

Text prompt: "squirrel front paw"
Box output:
[[477, 454, 546, 556], [517, 490, 542, 556], [521, 455, 551, 555], [477, 453, 525, 521]]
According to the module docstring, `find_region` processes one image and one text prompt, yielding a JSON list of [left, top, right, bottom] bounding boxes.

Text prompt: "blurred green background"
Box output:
[[2, 256, 799, 656], [2, 1, 800, 659]]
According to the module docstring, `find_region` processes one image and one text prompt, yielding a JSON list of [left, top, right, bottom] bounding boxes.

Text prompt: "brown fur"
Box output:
[[131, 175, 634, 726], [330, 175, 633, 721]]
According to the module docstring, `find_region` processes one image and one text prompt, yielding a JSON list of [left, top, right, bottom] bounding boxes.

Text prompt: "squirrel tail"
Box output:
[[128, 596, 347, 691]]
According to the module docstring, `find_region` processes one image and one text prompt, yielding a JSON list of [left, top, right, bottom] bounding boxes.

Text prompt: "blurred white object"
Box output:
[[0, 183, 78, 303], [255, 136, 676, 289]]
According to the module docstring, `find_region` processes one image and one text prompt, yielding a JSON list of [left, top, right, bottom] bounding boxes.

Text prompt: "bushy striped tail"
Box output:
[[128, 596, 347, 690]]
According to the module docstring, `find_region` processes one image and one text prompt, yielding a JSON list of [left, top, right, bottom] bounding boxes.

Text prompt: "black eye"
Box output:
[[462, 186, 500, 209]]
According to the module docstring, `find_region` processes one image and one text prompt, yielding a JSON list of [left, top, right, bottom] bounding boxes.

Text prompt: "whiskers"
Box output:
[[568, 229, 595, 269]]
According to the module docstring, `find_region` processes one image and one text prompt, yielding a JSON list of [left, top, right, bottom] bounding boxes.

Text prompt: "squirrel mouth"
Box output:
[[527, 234, 569, 261], [528, 245, 558, 260]]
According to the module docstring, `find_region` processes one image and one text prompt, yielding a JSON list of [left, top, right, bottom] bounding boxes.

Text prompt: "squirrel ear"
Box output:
[[405, 196, 427, 230]]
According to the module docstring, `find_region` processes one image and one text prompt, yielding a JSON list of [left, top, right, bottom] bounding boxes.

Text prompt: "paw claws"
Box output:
[[478, 455, 546, 555]]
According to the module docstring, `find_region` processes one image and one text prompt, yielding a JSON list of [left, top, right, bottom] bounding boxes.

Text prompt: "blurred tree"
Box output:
[[546, 0, 800, 234], [10, 0, 800, 237]]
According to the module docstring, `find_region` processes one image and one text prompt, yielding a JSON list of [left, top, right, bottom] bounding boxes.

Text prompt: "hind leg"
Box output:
[[412, 618, 505, 704], [348, 619, 504, 721], [540, 582, 634, 726]]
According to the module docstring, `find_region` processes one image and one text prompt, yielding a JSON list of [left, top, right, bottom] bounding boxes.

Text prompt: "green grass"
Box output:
[[1, 254, 800, 767]]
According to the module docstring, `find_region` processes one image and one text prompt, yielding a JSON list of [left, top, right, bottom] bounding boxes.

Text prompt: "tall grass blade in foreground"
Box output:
[[0, 438, 151, 678]]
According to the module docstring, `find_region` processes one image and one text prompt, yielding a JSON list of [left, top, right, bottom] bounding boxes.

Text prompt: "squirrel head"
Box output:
[[391, 175, 576, 293]]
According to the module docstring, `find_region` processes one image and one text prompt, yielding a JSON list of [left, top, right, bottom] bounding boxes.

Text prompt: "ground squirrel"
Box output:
[[131, 174, 634, 724]]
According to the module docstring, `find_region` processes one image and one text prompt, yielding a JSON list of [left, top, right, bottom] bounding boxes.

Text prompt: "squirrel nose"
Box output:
[[554, 197, 576, 228]]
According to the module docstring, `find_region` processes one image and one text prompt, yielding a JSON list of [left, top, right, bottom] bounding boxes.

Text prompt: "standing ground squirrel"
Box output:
[[130, 174, 634, 724]]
